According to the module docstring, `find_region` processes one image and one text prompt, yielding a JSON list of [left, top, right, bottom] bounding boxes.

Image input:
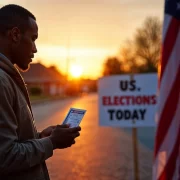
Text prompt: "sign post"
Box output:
[[98, 73, 158, 179], [132, 127, 139, 180], [130, 74, 139, 180]]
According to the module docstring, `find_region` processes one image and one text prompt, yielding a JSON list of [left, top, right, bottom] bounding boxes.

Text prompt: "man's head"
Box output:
[[0, 4, 38, 71]]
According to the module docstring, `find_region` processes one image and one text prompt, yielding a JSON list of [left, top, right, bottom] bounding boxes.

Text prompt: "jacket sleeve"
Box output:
[[0, 77, 53, 174]]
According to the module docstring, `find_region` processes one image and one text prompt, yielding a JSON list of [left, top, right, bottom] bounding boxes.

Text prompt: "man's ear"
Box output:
[[9, 27, 21, 43]]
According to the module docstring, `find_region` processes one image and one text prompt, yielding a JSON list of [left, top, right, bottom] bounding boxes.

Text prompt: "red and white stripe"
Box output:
[[153, 12, 180, 180]]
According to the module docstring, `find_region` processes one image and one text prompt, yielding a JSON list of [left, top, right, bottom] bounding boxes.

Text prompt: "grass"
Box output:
[[29, 94, 70, 103], [30, 95, 51, 101]]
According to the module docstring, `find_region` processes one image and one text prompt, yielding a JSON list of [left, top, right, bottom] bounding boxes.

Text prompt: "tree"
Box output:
[[102, 57, 123, 76], [119, 40, 140, 74], [134, 16, 162, 72], [102, 16, 162, 77]]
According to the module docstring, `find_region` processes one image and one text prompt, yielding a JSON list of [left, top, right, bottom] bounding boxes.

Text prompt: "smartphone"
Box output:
[[62, 108, 86, 128]]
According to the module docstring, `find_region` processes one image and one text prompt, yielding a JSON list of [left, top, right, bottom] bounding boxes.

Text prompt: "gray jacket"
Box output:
[[0, 55, 53, 180]]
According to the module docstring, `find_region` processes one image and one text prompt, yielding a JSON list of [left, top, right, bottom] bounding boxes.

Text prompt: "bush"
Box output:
[[30, 87, 42, 96]]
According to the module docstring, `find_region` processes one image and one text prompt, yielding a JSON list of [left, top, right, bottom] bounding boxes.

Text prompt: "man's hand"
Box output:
[[39, 126, 56, 138], [49, 124, 81, 149]]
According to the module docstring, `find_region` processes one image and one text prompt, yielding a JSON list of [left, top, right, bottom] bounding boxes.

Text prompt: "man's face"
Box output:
[[12, 17, 38, 71]]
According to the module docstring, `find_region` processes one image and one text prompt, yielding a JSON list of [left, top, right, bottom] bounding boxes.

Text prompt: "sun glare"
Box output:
[[69, 65, 83, 78]]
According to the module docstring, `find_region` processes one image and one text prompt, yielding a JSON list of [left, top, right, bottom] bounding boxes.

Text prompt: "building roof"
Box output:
[[21, 63, 66, 84]]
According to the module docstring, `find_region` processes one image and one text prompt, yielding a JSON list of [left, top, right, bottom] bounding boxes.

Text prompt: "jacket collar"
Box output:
[[0, 53, 33, 114], [0, 53, 19, 77]]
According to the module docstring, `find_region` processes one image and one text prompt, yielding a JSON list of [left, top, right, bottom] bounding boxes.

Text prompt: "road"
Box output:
[[32, 93, 154, 180]]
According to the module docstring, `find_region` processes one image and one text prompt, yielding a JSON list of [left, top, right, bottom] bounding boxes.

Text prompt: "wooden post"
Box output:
[[130, 74, 140, 180], [132, 128, 140, 180]]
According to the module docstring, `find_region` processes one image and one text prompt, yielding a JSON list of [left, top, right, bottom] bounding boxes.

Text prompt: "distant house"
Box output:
[[80, 79, 97, 92], [21, 63, 66, 96]]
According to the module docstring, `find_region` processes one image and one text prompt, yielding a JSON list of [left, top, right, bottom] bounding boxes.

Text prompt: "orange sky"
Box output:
[[1, 0, 164, 79]]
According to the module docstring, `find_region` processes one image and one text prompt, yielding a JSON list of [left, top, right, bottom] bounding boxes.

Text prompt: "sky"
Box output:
[[0, 0, 164, 79]]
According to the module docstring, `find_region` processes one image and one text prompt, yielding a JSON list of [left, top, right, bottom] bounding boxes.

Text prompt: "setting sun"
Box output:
[[69, 65, 83, 78]]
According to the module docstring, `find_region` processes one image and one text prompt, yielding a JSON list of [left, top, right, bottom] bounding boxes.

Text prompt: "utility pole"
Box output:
[[66, 36, 70, 81]]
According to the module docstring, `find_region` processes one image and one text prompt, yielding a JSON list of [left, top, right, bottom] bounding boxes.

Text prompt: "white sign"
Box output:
[[62, 108, 86, 128], [98, 73, 158, 127]]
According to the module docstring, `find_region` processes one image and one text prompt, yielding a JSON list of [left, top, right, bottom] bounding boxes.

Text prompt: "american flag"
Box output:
[[153, 0, 180, 179]]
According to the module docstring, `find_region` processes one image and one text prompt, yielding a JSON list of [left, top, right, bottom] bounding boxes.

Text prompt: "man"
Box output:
[[0, 4, 81, 180]]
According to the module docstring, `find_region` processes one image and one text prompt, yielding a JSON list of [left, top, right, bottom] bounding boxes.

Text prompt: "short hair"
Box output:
[[0, 4, 36, 35]]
